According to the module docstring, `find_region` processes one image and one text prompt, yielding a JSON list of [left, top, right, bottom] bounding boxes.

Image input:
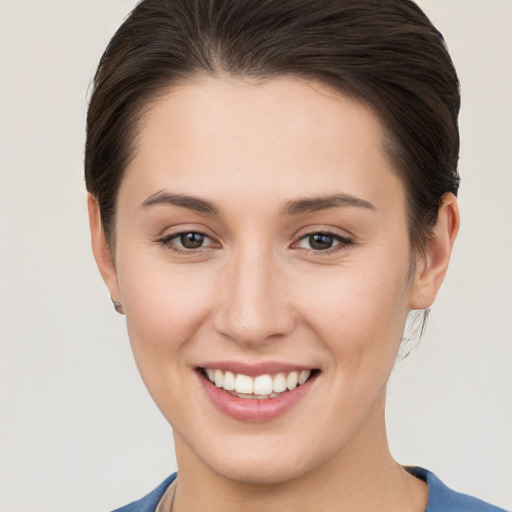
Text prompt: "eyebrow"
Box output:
[[282, 194, 376, 215], [140, 191, 219, 215], [140, 190, 376, 216]]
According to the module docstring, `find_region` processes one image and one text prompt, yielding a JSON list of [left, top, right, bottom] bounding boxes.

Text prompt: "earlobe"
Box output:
[[87, 194, 122, 308], [409, 193, 460, 310]]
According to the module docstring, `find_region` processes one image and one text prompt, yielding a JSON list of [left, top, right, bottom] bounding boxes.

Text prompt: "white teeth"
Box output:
[[254, 374, 273, 395], [286, 371, 298, 390], [235, 374, 254, 394], [298, 370, 311, 385], [223, 371, 235, 391], [204, 368, 314, 397], [273, 373, 287, 393], [214, 369, 223, 388]]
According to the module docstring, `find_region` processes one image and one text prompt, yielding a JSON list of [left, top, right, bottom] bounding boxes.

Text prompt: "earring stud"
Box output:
[[110, 296, 125, 315]]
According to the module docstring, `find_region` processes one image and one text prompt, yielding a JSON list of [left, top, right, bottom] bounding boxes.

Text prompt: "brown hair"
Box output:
[[85, 0, 460, 252]]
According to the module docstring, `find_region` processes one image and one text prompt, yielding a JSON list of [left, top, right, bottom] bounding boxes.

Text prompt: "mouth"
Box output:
[[199, 367, 317, 400], [196, 361, 320, 422]]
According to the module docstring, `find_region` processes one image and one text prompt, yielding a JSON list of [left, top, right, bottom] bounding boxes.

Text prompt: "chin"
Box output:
[[209, 454, 314, 486], [185, 430, 336, 486]]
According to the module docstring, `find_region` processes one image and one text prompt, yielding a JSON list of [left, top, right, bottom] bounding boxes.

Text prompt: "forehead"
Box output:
[[121, 76, 402, 210]]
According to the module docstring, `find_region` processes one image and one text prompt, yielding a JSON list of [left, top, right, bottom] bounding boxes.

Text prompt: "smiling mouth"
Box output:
[[199, 368, 318, 399]]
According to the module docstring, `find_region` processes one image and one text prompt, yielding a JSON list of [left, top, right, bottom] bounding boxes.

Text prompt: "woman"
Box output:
[[85, 1, 507, 510]]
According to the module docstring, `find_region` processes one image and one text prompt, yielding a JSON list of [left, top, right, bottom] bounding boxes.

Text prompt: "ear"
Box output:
[[409, 192, 460, 310], [87, 194, 122, 309]]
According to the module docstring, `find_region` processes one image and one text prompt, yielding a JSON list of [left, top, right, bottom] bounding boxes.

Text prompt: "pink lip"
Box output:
[[197, 368, 318, 423], [198, 360, 313, 377]]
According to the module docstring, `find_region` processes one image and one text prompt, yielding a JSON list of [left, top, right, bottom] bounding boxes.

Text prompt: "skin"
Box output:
[[89, 76, 459, 511]]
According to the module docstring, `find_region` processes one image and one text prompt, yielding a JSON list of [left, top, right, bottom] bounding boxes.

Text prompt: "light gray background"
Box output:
[[1, 1, 511, 511]]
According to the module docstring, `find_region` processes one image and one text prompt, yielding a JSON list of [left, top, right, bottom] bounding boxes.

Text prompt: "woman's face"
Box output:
[[100, 77, 425, 483]]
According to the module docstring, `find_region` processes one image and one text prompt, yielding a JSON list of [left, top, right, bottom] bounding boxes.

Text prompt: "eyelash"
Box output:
[[156, 231, 215, 254], [293, 232, 354, 254], [156, 230, 353, 255]]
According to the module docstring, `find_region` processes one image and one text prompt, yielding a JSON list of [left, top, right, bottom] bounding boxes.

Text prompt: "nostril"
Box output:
[[212, 269, 295, 345], [213, 309, 296, 346]]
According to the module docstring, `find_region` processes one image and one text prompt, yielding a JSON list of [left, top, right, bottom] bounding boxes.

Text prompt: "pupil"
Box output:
[[180, 232, 204, 249], [309, 234, 333, 250]]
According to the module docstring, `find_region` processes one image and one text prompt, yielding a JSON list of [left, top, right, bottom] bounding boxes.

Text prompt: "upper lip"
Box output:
[[198, 361, 316, 376]]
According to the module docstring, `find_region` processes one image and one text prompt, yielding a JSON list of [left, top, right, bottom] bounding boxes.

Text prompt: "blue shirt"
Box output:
[[112, 468, 507, 511]]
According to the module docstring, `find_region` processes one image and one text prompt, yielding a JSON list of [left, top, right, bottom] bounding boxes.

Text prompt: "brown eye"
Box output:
[[179, 232, 206, 249], [157, 230, 218, 254], [295, 232, 353, 253], [308, 233, 335, 250]]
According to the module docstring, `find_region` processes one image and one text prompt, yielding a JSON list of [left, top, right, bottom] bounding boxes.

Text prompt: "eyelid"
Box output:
[[156, 228, 221, 253], [291, 229, 354, 253], [154, 225, 353, 255], [290, 223, 355, 240]]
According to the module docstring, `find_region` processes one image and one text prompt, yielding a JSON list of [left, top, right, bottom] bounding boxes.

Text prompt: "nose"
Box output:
[[213, 246, 295, 347]]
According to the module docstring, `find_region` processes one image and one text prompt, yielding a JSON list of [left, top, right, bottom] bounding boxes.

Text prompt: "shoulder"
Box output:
[[110, 473, 177, 512], [108, 470, 509, 512], [407, 467, 508, 512]]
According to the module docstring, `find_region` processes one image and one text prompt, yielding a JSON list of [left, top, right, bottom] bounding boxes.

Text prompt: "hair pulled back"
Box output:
[[85, 0, 460, 251]]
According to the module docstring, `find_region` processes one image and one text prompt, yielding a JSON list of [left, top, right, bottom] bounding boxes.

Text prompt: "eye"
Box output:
[[178, 232, 207, 249], [158, 231, 216, 252], [296, 232, 352, 252]]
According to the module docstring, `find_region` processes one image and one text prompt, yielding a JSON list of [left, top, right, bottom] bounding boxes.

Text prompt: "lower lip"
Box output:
[[198, 371, 317, 423]]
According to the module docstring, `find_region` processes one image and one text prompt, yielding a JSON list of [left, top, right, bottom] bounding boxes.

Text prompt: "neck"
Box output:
[[171, 399, 427, 512]]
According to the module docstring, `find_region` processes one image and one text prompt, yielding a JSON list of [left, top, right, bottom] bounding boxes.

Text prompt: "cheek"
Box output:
[[115, 249, 216, 377], [295, 257, 411, 363]]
